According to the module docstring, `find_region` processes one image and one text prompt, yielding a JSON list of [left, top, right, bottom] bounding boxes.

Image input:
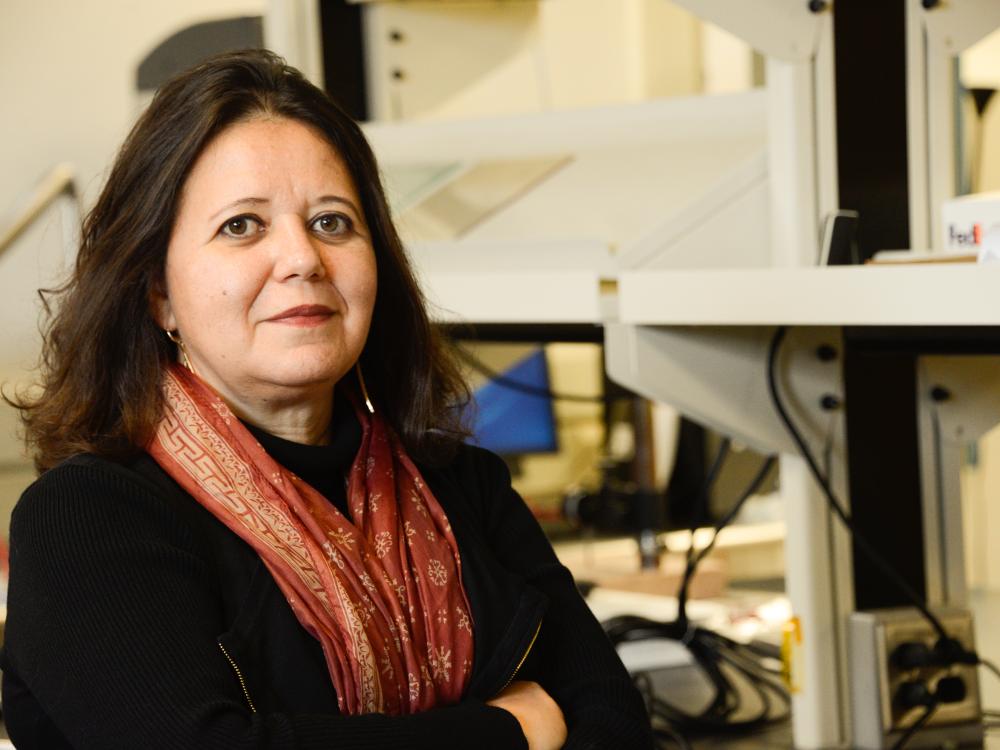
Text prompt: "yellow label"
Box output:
[[781, 616, 803, 694]]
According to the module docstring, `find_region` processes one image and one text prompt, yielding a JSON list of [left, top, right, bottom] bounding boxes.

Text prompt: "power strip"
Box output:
[[849, 607, 983, 749]]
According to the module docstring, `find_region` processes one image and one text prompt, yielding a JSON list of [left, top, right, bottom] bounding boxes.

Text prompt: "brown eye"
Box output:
[[311, 212, 351, 237], [227, 218, 248, 235], [219, 215, 262, 238]]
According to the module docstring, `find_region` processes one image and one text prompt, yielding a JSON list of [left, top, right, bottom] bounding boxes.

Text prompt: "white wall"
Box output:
[[0, 0, 264, 525]]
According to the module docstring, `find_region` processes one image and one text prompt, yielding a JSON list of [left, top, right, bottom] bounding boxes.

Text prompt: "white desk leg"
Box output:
[[782, 453, 853, 749], [918, 356, 1000, 605]]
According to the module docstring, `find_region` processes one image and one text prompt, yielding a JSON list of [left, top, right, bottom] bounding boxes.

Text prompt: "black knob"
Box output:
[[807, 0, 828, 12], [930, 386, 951, 403], [933, 636, 977, 666], [816, 344, 838, 362], [896, 680, 933, 709], [934, 676, 967, 704], [892, 642, 933, 670], [820, 394, 841, 411], [922, 0, 941, 9]]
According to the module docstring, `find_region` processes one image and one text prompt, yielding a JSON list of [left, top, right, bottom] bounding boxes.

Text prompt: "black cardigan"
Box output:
[[1, 411, 653, 749]]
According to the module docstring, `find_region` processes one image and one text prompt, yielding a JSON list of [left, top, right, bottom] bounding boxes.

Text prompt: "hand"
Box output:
[[487, 680, 567, 750]]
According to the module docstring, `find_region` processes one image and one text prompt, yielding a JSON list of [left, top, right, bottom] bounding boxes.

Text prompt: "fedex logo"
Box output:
[[948, 223, 982, 246]]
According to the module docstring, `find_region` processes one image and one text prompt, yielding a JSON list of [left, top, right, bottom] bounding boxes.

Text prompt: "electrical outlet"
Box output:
[[850, 607, 983, 749]]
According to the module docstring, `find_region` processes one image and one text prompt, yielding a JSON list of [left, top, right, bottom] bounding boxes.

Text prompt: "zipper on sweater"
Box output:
[[496, 619, 543, 695], [218, 640, 257, 713]]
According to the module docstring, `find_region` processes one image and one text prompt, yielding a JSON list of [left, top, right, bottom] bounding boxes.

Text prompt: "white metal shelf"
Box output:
[[617, 265, 1000, 327]]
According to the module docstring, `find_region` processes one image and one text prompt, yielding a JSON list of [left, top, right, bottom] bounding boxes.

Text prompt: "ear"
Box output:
[[149, 281, 176, 331]]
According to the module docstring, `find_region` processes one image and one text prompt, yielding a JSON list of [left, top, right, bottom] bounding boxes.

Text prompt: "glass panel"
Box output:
[[388, 156, 571, 242]]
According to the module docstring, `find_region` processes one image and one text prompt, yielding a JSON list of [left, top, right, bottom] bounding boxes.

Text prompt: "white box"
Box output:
[[941, 192, 1000, 260]]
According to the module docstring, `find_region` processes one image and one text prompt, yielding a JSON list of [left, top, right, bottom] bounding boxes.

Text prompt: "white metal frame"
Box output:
[[606, 3, 1000, 744], [638, 3, 852, 744], [268, 2, 1000, 747], [263, 0, 325, 87], [0, 163, 79, 265]]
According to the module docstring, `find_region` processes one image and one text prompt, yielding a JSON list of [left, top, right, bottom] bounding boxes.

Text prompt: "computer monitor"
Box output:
[[465, 348, 558, 456]]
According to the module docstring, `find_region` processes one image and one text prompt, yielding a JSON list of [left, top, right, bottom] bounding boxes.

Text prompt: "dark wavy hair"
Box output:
[[10, 49, 469, 473]]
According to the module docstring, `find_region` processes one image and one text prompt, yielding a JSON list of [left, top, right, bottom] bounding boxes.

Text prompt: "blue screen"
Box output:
[[466, 348, 558, 456]]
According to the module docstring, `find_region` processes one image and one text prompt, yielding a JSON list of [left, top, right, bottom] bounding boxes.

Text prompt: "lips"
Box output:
[[266, 304, 335, 322]]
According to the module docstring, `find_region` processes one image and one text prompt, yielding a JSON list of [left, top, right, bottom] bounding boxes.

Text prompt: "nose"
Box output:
[[271, 217, 327, 281]]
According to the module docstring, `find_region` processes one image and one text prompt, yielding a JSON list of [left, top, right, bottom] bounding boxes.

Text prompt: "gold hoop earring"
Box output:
[[165, 329, 196, 374], [355, 363, 375, 414]]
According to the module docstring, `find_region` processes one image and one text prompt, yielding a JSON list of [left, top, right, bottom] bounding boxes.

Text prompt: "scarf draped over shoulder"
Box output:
[[147, 364, 474, 715]]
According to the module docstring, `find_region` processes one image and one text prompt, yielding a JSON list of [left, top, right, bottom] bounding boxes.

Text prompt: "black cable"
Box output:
[[454, 346, 605, 403], [605, 450, 790, 736], [690, 457, 777, 572], [981, 657, 1000, 685], [676, 454, 775, 626], [691, 437, 732, 542], [609, 613, 792, 730], [890, 703, 938, 750], [694, 437, 732, 539], [604, 399, 789, 737], [737, 638, 783, 662], [653, 724, 693, 750], [633, 673, 693, 750], [670, 643, 788, 729], [713, 642, 780, 721], [677, 438, 732, 623], [766, 326, 1000, 750], [712, 634, 788, 691], [765, 326, 953, 644]]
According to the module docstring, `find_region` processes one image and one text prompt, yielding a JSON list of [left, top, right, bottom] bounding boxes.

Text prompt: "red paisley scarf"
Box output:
[[147, 364, 475, 715]]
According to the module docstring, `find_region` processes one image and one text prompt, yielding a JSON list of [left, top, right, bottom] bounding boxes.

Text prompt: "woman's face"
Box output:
[[154, 117, 377, 408]]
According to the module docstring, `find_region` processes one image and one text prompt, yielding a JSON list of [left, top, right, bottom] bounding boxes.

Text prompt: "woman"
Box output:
[[1, 50, 653, 749]]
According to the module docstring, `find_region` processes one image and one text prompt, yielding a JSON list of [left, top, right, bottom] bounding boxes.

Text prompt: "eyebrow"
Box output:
[[209, 197, 268, 222], [316, 195, 362, 217], [208, 195, 361, 222]]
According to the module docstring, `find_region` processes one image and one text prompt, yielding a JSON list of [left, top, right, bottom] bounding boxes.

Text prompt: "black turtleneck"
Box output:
[[2, 395, 655, 749], [242, 392, 361, 517]]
